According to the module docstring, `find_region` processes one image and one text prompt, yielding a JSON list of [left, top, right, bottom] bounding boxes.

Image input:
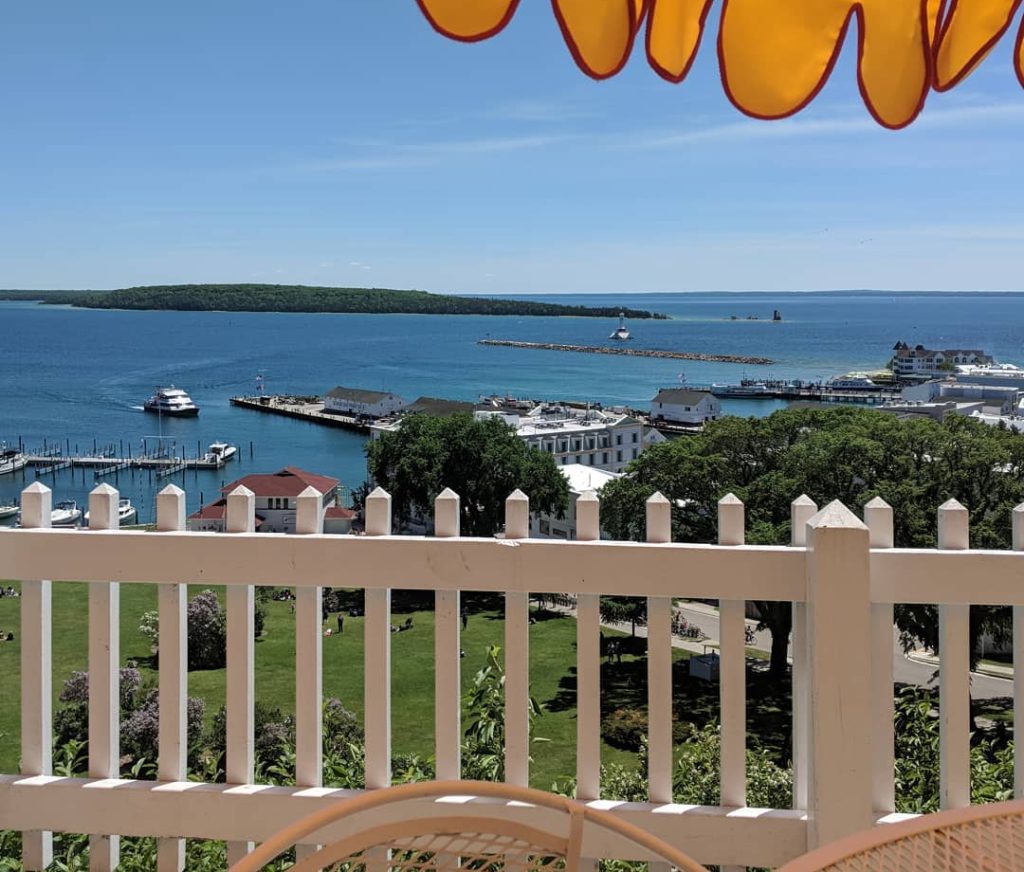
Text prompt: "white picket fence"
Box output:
[[0, 480, 1023, 870]]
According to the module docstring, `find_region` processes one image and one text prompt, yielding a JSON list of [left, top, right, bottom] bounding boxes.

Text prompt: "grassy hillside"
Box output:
[[0, 285, 667, 319]]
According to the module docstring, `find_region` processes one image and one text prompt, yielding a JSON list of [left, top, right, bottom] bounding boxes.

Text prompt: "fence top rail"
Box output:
[[0, 527, 806, 600]]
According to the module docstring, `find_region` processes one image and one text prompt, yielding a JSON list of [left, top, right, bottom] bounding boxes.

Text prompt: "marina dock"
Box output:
[[478, 339, 775, 366], [230, 395, 370, 432]]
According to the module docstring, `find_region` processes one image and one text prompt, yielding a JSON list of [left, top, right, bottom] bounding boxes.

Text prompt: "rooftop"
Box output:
[[220, 466, 340, 498], [326, 386, 401, 403], [652, 388, 715, 405]]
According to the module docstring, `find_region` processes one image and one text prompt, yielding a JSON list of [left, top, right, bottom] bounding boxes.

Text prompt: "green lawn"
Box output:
[[0, 583, 792, 787]]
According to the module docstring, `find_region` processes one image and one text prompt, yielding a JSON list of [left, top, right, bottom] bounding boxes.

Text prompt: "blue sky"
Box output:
[[1, 1, 1022, 293]]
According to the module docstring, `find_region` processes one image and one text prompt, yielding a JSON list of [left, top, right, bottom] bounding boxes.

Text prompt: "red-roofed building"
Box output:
[[187, 467, 352, 533]]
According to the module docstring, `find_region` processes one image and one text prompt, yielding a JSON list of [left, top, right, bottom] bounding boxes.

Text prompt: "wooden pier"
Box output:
[[230, 395, 370, 433]]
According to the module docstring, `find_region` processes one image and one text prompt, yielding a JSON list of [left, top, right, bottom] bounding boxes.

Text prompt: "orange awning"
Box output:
[[415, 0, 1024, 129]]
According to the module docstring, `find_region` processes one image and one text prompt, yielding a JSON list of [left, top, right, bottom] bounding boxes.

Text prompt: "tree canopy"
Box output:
[[1, 284, 667, 319], [599, 406, 1024, 676], [365, 413, 570, 536]]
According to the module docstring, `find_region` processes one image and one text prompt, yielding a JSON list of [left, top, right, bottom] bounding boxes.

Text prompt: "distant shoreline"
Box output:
[[0, 284, 668, 320]]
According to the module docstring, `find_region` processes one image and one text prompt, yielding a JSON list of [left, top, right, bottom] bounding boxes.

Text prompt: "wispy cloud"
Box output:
[[621, 102, 1024, 150], [485, 98, 594, 123], [296, 134, 570, 173]]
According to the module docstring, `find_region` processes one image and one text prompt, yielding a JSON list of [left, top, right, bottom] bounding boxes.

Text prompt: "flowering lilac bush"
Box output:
[[53, 667, 205, 774]]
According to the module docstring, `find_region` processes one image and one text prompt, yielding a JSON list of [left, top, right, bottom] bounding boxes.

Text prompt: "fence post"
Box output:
[[434, 488, 462, 781], [790, 494, 817, 812], [646, 492, 673, 805], [19, 482, 52, 871], [225, 485, 255, 866], [365, 487, 393, 790], [88, 483, 121, 871], [156, 484, 187, 872], [805, 500, 872, 849], [938, 498, 970, 810], [575, 491, 601, 802], [504, 489, 530, 787]]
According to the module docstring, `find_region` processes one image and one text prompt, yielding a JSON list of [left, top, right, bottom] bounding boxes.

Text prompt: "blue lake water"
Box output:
[[1, 291, 1022, 523]]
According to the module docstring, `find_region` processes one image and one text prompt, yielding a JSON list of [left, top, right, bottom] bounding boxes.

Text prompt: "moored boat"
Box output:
[[85, 498, 137, 527], [144, 386, 199, 417], [0, 503, 19, 521], [51, 500, 83, 527], [0, 447, 27, 476], [206, 441, 238, 465]]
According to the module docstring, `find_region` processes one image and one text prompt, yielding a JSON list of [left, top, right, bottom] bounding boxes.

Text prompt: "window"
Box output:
[[616, 450, 622, 462], [616, 434, 622, 445], [575, 455, 581, 463], [589, 454, 595, 465], [632, 448, 638, 459], [539, 520, 550, 535], [632, 432, 638, 443], [602, 452, 608, 464]]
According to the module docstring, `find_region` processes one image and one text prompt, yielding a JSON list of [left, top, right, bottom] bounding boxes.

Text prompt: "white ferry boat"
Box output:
[[710, 381, 772, 398], [609, 313, 631, 341], [827, 374, 878, 390], [144, 386, 199, 417], [85, 498, 137, 527], [0, 446, 27, 476], [51, 500, 83, 527]]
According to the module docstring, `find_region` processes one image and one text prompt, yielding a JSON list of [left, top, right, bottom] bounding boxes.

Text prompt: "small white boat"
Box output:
[[51, 500, 83, 527], [0, 504, 19, 521], [85, 498, 137, 527], [144, 386, 199, 417], [0, 447, 27, 476], [207, 441, 238, 465], [609, 312, 631, 341]]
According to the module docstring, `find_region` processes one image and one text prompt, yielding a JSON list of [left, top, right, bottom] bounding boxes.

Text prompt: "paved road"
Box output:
[[675, 604, 1013, 701]]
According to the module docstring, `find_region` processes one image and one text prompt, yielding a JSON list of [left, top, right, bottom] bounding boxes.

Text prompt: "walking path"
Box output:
[[546, 600, 1013, 700]]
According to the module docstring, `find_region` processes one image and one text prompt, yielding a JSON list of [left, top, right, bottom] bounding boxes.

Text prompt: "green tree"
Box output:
[[599, 407, 1024, 679], [366, 413, 570, 536]]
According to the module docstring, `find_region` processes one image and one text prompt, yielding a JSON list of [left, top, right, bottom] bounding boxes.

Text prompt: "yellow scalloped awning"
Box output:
[[415, 0, 1024, 129]]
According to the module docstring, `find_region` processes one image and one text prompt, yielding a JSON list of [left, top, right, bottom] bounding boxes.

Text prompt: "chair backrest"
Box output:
[[778, 798, 1024, 872], [228, 780, 709, 872]]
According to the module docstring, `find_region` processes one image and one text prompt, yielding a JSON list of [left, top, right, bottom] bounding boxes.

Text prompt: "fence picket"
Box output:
[[19, 483, 52, 872], [790, 495, 817, 812], [87, 484, 122, 871], [225, 485, 256, 865], [365, 488, 393, 790], [156, 484, 187, 872], [1014, 504, 1024, 799], [504, 489, 530, 787], [575, 491, 601, 802], [646, 492, 673, 805], [718, 494, 746, 812], [864, 496, 895, 816], [938, 499, 971, 810], [434, 488, 462, 781]]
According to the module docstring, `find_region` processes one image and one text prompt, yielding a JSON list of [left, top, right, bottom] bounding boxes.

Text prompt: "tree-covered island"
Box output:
[[0, 284, 668, 319]]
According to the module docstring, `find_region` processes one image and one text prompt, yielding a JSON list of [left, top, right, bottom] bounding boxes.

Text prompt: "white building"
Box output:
[[187, 466, 354, 534], [324, 386, 405, 418], [483, 405, 649, 473], [531, 464, 621, 540], [650, 388, 721, 426], [891, 342, 993, 377]]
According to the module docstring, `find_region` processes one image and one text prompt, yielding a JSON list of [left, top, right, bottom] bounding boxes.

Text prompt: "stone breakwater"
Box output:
[[478, 339, 774, 366]]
